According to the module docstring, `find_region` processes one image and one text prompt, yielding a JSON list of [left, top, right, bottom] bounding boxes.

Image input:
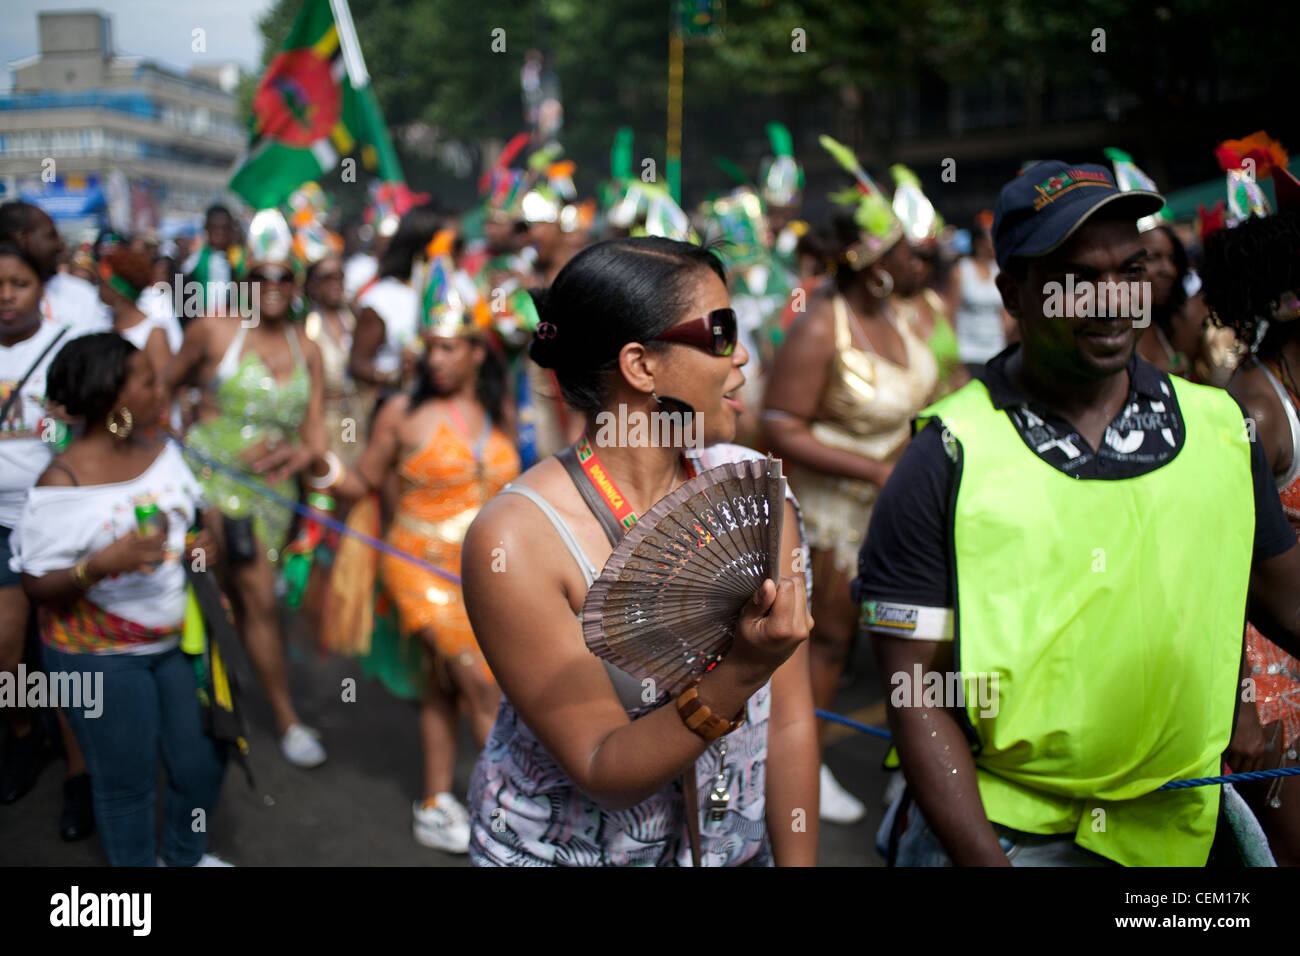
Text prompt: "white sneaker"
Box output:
[[412, 793, 470, 854], [157, 853, 234, 867], [820, 763, 866, 824], [280, 723, 327, 768], [882, 770, 906, 810]]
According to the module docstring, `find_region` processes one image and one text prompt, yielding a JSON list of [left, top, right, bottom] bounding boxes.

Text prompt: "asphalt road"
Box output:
[[3, 612, 892, 867]]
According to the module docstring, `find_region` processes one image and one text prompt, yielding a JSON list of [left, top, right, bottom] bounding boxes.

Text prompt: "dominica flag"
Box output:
[[229, 0, 406, 209]]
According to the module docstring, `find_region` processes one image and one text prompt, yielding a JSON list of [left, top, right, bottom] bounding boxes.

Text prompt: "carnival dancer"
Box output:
[[889, 165, 965, 393], [763, 137, 938, 825], [859, 160, 1300, 866], [515, 147, 595, 458], [1204, 149, 1300, 864], [278, 188, 361, 582], [759, 122, 810, 277], [11, 333, 228, 866], [166, 209, 329, 769], [698, 186, 796, 449], [466, 134, 566, 468], [322, 233, 517, 853], [462, 237, 817, 866]]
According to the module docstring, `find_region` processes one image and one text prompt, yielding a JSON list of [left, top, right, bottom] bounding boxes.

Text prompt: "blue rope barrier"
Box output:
[[814, 705, 1300, 790], [1158, 766, 1300, 789], [816, 707, 893, 740], [170, 435, 463, 585], [171, 435, 1298, 795]]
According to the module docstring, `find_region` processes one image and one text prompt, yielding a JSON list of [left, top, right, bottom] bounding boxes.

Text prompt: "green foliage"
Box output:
[[244, 0, 1300, 208]]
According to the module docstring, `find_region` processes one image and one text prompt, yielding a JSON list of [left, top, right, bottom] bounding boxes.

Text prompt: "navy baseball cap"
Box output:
[[992, 160, 1165, 271]]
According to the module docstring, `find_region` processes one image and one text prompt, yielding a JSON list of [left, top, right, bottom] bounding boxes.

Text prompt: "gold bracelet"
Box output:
[[71, 557, 94, 590]]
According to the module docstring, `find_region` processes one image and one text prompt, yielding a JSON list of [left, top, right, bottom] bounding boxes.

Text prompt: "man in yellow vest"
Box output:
[[855, 160, 1300, 866]]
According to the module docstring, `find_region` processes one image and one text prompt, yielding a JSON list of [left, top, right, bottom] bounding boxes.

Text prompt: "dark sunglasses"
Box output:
[[249, 268, 294, 284], [312, 270, 344, 282], [652, 308, 737, 357]]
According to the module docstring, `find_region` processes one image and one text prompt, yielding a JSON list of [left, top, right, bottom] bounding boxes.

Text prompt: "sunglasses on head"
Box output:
[[250, 268, 294, 284], [652, 308, 737, 357]]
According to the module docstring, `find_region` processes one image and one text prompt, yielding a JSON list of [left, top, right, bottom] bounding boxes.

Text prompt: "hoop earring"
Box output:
[[106, 407, 133, 439], [867, 270, 894, 299]]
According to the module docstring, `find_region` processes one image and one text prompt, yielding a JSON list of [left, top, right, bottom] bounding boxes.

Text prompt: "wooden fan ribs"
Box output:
[[582, 457, 787, 698]]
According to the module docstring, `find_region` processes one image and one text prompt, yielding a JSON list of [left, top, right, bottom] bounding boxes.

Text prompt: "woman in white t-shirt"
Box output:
[[0, 242, 87, 827], [10, 332, 229, 866]]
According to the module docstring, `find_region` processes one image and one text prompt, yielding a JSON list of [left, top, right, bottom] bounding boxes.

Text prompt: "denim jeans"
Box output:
[[42, 643, 225, 866], [887, 795, 1113, 867]]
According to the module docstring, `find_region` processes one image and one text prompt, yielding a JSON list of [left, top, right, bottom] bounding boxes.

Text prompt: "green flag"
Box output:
[[229, 0, 405, 208]]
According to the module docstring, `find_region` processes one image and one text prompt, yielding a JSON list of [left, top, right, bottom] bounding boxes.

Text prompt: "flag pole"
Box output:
[[666, 29, 684, 203], [328, 0, 370, 87], [327, 0, 407, 188]]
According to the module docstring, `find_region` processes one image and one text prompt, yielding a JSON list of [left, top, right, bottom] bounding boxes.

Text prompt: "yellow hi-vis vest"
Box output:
[[917, 374, 1253, 866]]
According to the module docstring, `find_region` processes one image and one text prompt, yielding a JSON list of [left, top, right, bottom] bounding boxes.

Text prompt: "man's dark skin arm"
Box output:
[[871, 631, 1010, 866]]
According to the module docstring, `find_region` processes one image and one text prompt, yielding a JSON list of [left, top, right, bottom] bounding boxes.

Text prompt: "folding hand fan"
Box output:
[[581, 457, 786, 698]]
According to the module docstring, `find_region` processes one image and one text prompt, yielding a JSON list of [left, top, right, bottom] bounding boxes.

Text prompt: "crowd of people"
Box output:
[[1, 123, 1298, 867]]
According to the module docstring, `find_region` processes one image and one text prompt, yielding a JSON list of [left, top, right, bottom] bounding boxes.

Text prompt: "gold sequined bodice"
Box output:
[[812, 295, 938, 459]]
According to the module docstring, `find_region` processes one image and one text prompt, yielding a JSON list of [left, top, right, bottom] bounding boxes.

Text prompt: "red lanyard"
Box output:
[[574, 434, 697, 532]]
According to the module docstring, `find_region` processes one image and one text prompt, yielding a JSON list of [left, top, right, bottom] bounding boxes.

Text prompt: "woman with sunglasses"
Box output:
[[289, 254, 363, 632], [166, 226, 329, 768], [303, 255, 361, 466], [461, 236, 818, 866], [763, 182, 938, 826]]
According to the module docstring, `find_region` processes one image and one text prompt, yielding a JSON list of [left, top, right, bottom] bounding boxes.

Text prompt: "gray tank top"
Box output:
[[497, 482, 649, 711]]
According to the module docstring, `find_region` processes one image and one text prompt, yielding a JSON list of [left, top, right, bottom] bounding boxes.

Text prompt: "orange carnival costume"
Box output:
[[382, 416, 518, 680], [380, 230, 519, 680]]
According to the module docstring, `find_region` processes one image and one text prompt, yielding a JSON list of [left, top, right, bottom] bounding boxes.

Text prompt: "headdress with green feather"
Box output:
[[819, 134, 903, 270], [1103, 147, 1166, 233], [759, 123, 803, 208], [889, 164, 943, 244]]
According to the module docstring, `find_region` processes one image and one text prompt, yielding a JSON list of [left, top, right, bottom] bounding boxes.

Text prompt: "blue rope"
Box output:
[[814, 706, 1300, 790], [170, 435, 464, 585], [172, 436, 1299, 794], [817, 707, 893, 740], [1158, 766, 1300, 789]]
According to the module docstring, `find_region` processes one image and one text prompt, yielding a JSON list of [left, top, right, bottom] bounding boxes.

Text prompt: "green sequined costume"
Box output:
[[186, 322, 311, 564]]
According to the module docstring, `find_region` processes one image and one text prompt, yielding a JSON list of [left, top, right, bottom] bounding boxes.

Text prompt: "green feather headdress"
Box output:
[[889, 164, 943, 243], [819, 134, 902, 269], [759, 122, 803, 207]]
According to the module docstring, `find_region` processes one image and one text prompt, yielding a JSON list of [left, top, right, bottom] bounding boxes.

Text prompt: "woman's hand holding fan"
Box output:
[[581, 457, 811, 701]]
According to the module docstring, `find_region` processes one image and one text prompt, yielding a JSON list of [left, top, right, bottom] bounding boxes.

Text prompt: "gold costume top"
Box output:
[[303, 307, 362, 465], [786, 294, 938, 573]]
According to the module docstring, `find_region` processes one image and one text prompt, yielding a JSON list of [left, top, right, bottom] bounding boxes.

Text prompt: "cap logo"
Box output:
[[1032, 169, 1113, 210]]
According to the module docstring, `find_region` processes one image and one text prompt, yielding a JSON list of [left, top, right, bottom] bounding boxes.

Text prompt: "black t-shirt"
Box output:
[[852, 346, 1295, 638]]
